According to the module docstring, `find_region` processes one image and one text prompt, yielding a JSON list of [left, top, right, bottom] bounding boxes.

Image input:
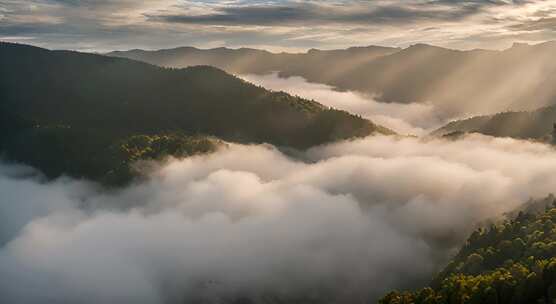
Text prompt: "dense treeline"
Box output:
[[1, 122, 222, 185], [380, 202, 556, 304], [432, 106, 556, 142], [0, 42, 390, 184]]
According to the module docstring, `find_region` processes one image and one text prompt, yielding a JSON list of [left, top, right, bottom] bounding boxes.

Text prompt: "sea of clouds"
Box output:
[[2, 134, 556, 303]]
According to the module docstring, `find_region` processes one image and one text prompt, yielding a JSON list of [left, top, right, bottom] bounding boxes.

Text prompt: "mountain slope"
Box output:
[[380, 199, 556, 304], [432, 105, 556, 141], [109, 42, 556, 116], [0, 42, 391, 184]]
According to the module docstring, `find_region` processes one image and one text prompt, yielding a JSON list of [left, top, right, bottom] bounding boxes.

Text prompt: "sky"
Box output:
[[1, 0, 556, 52]]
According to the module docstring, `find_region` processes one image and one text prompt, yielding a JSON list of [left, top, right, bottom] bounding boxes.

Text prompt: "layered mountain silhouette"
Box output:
[[109, 45, 399, 83], [0, 42, 391, 184], [110, 42, 556, 117]]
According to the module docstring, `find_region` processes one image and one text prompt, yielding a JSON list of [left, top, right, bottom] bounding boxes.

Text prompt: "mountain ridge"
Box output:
[[432, 105, 556, 141], [0, 41, 391, 185], [109, 41, 556, 117]]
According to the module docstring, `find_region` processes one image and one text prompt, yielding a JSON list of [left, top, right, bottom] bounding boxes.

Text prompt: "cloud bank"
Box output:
[[2, 134, 556, 303], [241, 73, 448, 135]]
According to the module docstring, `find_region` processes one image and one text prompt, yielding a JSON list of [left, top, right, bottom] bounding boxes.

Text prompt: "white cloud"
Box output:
[[1, 134, 556, 303]]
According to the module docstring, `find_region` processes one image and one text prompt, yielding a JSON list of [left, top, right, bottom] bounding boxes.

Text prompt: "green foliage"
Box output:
[[0, 121, 222, 185], [380, 205, 556, 304], [115, 133, 220, 162], [103, 133, 223, 185]]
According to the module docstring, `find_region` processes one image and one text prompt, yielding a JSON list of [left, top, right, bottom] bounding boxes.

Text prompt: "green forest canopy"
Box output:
[[380, 199, 556, 304]]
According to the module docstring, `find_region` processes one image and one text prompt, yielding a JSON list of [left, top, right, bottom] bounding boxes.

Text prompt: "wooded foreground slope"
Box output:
[[380, 200, 556, 304]]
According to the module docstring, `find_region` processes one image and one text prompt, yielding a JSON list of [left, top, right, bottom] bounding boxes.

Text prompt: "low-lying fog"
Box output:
[[2, 134, 556, 303], [241, 73, 450, 135]]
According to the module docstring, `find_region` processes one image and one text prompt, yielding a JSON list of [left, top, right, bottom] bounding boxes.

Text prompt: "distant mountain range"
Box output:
[[108, 45, 399, 82], [0, 42, 391, 184], [432, 105, 556, 142], [109, 42, 556, 117]]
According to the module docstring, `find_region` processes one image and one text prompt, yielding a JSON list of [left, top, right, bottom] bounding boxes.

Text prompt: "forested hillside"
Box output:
[[0, 42, 390, 184], [432, 105, 556, 142], [380, 200, 556, 304]]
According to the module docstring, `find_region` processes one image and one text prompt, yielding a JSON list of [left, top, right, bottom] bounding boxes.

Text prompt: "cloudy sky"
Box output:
[[1, 0, 556, 52]]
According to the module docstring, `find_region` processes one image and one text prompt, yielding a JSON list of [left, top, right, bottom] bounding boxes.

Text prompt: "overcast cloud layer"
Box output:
[[2, 134, 556, 303], [1, 0, 556, 52]]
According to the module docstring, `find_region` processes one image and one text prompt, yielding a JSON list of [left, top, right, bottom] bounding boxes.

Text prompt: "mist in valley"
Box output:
[[241, 73, 447, 136], [113, 42, 556, 125], [2, 134, 556, 303]]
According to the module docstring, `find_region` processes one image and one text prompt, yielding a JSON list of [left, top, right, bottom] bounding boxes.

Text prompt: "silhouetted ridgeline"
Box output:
[[108, 45, 399, 83], [0, 42, 391, 184], [109, 42, 556, 115]]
